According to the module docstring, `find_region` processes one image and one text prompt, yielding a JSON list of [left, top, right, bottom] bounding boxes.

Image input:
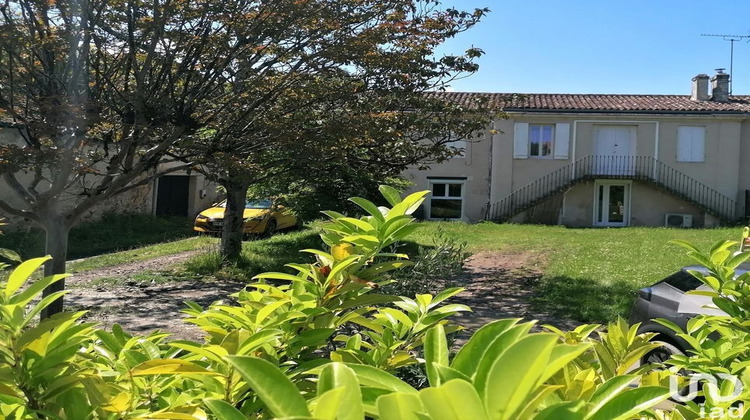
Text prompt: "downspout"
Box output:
[[653, 121, 660, 180], [485, 120, 495, 220]]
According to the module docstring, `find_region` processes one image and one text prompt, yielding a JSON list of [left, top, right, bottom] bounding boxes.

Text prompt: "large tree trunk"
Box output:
[[40, 214, 70, 318], [221, 180, 250, 261]]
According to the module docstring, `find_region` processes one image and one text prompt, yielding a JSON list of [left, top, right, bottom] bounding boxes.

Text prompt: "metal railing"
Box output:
[[486, 155, 737, 223]]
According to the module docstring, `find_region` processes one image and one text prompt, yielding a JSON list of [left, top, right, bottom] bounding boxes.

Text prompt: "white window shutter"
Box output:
[[513, 122, 529, 159], [677, 127, 690, 162], [554, 123, 570, 159], [677, 126, 705, 162], [693, 128, 705, 162]]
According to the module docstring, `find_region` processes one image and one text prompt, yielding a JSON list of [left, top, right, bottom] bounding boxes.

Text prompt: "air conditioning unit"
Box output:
[[665, 213, 693, 228]]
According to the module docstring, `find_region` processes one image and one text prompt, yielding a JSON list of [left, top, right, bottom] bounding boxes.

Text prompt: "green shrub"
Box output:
[[0, 188, 703, 419], [382, 227, 470, 297]]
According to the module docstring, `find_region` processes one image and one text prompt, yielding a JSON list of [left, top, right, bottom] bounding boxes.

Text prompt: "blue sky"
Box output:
[[437, 0, 750, 95]]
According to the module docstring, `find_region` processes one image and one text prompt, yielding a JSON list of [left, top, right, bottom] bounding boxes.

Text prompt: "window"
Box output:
[[514, 123, 570, 159], [677, 126, 705, 162], [529, 124, 554, 158], [428, 180, 464, 219]]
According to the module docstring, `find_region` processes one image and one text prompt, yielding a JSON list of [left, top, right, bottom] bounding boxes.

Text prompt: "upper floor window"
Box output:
[[677, 126, 705, 162], [529, 124, 554, 158], [514, 122, 569, 160]]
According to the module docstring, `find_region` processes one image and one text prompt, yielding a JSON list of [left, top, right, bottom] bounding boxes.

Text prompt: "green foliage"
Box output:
[[0, 213, 193, 260], [643, 239, 750, 417], [382, 226, 470, 297], [0, 189, 691, 419]]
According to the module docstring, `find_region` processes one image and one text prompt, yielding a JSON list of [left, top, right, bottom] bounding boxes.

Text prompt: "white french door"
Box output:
[[594, 181, 631, 227], [593, 126, 636, 175]]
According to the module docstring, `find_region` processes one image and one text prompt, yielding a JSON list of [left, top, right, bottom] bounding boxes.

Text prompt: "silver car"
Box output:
[[629, 266, 734, 364]]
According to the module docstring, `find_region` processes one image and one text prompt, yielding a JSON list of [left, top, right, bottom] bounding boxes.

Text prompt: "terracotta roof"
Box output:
[[429, 92, 750, 114]]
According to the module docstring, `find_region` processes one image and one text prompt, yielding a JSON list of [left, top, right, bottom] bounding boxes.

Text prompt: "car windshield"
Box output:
[[218, 199, 272, 209]]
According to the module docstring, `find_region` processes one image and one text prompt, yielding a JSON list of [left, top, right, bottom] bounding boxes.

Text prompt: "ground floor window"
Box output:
[[593, 180, 631, 227], [428, 179, 464, 219]]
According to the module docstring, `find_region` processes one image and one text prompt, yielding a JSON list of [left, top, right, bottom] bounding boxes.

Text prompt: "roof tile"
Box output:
[[429, 92, 750, 113]]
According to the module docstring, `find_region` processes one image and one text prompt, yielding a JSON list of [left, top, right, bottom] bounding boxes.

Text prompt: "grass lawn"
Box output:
[[0, 213, 197, 260], [183, 221, 740, 324], [5, 211, 740, 325], [407, 222, 740, 324], [183, 228, 323, 281]]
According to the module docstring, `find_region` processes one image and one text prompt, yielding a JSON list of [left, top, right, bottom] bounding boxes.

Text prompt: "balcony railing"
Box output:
[[486, 155, 737, 223]]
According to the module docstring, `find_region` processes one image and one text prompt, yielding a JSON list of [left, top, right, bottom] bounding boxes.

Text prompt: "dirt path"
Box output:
[[66, 251, 246, 341], [450, 251, 579, 337], [64, 250, 578, 341]]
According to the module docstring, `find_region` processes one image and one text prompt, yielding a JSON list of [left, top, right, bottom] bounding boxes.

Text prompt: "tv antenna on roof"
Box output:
[[701, 33, 750, 94]]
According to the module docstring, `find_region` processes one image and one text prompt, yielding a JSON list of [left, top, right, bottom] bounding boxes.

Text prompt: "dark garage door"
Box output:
[[156, 176, 190, 216]]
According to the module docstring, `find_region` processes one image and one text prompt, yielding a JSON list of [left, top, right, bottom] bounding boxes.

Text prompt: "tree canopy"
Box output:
[[0, 0, 492, 315]]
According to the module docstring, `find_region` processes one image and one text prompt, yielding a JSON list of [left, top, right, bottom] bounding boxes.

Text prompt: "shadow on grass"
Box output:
[[1, 213, 193, 259], [531, 275, 637, 324], [182, 230, 439, 283], [184, 228, 325, 281]]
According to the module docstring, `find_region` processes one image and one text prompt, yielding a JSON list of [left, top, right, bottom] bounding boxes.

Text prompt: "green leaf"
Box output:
[[238, 329, 283, 354], [670, 240, 702, 254], [400, 190, 430, 215], [347, 364, 417, 393], [586, 386, 671, 420], [5, 256, 49, 297], [483, 334, 558, 420], [349, 197, 386, 222], [253, 272, 304, 282], [130, 359, 219, 376], [451, 318, 522, 377], [0, 248, 21, 263], [376, 392, 424, 420], [535, 401, 587, 420], [226, 356, 311, 418], [338, 217, 376, 233], [430, 287, 465, 307], [317, 362, 364, 420], [357, 261, 414, 280], [586, 375, 638, 415], [328, 255, 361, 281], [289, 328, 335, 350], [204, 399, 247, 420], [539, 343, 592, 384], [337, 294, 401, 310], [16, 311, 83, 352], [379, 185, 403, 207], [419, 379, 488, 420], [472, 323, 534, 395], [342, 235, 381, 248], [22, 290, 69, 328], [434, 365, 472, 383], [313, 387, 347, 420], [424, 325, 449, 387], [168, 341, 227, 364]]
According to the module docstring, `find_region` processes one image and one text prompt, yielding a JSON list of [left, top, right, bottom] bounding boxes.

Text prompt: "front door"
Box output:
[[594, 126, 636, 175], [594, 181, 630, 227], [155, 176, 190, 216]]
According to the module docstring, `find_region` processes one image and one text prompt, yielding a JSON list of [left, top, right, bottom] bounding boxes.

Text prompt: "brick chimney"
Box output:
[[691, 74, 710, 101], [711, 69, 730, 102]]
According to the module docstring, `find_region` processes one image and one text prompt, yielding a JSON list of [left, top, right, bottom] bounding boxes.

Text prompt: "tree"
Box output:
[[0, 1, 336, 316], [181, 1, 493, 260]]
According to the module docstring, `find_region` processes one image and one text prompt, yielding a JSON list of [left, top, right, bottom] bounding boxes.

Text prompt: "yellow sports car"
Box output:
[[193, 199, 297, 236]]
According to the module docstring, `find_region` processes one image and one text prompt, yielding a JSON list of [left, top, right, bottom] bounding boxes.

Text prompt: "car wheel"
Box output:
[[641, 340, 684, 366], [263, 219, 277, 237]]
